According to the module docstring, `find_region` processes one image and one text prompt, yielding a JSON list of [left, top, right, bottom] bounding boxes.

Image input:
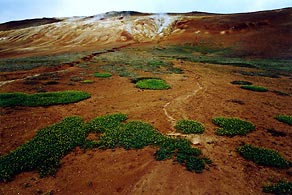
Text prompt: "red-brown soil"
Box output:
[[1, 8, 292, 195]]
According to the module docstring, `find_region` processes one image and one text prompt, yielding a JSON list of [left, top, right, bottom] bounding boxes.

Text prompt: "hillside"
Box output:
[[0, 8, 291, 59], [1, 8, 292, 195]]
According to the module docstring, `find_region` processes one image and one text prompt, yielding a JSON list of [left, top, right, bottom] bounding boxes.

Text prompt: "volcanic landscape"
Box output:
[[0, 8, 292, 195]]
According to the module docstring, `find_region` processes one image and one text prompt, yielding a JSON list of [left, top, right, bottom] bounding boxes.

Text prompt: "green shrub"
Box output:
[[81, 80, 94, 84], [87, 113, 128, 133], [263, 180, 292, 195], [155, 138, 205, 173], [1, 113, 211, 182], [86, 114, 209, 173], [118, 121, 164, 149], [0, 117, 87, 182], [240, 85, 268, 92], [94, 72, 112, 78], [237, 144, 291, 169], [0, 91, 90, 107], [231, 80, 253, 85], [275, 115, 292, 126], [175, 119, 205, 134], [135, 79, 170, 90], [130, 77, 160, 84], [212, 117, 256, 136]]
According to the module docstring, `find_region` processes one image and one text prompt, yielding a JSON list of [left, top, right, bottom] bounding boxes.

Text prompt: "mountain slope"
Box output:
[[0, 8, 291, 59]]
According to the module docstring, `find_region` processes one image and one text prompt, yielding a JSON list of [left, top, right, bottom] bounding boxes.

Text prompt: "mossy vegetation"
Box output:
[[0, 117, 87, 182], [0, 52, 89, 72], [263, 180, 292, 195], [151, 45, 292, 76], [85, 114, 210, 173], [135, 78, 170, 90], [0, 91, 90, 107], [272, 91, 289, 96], [240, 85, 268, 92], [231, 80, 253, 85], [94, 72, 112, 78], [81, 80, 94, 84], [175, 119, 205, 134], [237, 144, 291, 169], [212, 117, 256, 136], [92, 49, 183, 77], [275, 115, 292, 126], [0, 113, 211, 182]]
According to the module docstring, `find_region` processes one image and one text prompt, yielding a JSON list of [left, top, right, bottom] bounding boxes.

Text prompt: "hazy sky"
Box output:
[[0, 0, 291, 23]]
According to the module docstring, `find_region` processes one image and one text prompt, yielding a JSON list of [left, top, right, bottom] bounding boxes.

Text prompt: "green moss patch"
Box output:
[[1, 113, 211, 182], [212, 117, 256, 136], [275, 115, 292, 126], [263, 180, 292, 195], [81, 80, 94, 84], [240, 85, 268, 92], [135, 78, 170, 90], [237, 144, 291, 169], [0, 117, 87, 182], [0, 91, 90, 107], [87, 114, 210, 173], [86, 114, 210, 173], [94, 72, 112, 78], [175, 119, 205, 134]]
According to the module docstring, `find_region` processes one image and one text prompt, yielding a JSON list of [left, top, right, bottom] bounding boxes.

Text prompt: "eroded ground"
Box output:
[[1, 49, 291, 194]]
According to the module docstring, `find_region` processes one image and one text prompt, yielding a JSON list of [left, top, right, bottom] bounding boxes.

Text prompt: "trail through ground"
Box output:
[[163, 78, 203, 130]]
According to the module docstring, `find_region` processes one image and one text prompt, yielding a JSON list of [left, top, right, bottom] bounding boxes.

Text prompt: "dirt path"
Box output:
[[163, 76, 203, 131]]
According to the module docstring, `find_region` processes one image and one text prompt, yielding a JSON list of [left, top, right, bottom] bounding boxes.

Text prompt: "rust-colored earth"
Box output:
[[1, 8, 292, 195]]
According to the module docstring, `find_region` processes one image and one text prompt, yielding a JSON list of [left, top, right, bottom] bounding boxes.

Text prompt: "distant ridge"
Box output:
[[0, 18, 62, 31]]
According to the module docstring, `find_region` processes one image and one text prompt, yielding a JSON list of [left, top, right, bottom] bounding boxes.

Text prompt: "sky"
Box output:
[[0, 0, 291, 23]]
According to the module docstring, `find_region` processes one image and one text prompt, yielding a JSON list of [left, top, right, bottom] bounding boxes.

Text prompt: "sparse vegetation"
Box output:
[[231, 80, 253, 85], [81, 80, 94, 84], [272, 91, 289, 96], [175, 119, 205, 134], [275, 115, 292, 126], [92, 49, 183, 77], [212, 117, 256, 136], [94, 72, 112, 78], [237, 144, 291, 168], [263, 180, 292, 195], [0, 117, 87, 182], [0, 52, 88, 72], [70, 76, 84, 82], [267, 128, 287, 137], [135, 78, 170, 90], [237, 71, 281, 78], [152, 45, 292, 75], [227, 99, 245, 105], [240, 85, 268, 92], [0, 91, 90, 107]]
